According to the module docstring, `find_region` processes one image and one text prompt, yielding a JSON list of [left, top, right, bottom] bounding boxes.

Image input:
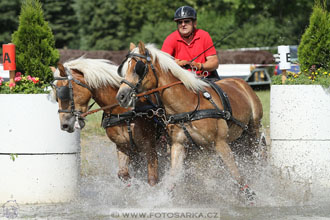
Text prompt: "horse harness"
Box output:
[[51, 67, 95, 120], [52, 66, 164, 152], [119, 49, 248, 148]]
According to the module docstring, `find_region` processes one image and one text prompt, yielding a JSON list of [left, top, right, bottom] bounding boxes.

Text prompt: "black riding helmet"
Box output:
[[174, 6, 196, 21]]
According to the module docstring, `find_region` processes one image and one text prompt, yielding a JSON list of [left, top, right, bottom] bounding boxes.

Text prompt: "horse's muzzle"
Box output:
[[60, 113, 85, 133], [116, 87, 135, 108]]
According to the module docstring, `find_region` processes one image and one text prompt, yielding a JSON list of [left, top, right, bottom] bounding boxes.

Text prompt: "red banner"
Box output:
[[2, 44, 16, 70]]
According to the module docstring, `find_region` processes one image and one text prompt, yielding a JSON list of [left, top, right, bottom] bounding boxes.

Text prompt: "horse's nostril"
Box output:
[[117, 93, 125, 102], [62, 124, 69, 130], [120, 94, 125, 101]]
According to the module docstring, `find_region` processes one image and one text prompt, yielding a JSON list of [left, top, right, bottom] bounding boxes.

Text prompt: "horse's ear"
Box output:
[[130, 42, 136, 51], [72, 69, 84, 76], [138, 41, 146, 55], [58, 63, 66, 77]]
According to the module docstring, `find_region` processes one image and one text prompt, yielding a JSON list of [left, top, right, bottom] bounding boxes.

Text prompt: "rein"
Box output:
[[136, 81, 183, 97], [80, 81, 183, 118], [80, 103, 120, 118]]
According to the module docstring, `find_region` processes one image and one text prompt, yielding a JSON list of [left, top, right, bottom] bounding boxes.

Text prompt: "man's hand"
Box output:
[[176, 59, 191, 67], [190, 61, 203, 71]]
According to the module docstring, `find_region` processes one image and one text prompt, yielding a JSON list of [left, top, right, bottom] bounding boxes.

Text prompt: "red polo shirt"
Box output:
[[161, 29, 217, 74]]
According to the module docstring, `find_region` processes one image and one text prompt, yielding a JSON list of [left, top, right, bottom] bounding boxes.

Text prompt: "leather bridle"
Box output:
[[51, 67, 94, 117], [119, 49, 159, 99]]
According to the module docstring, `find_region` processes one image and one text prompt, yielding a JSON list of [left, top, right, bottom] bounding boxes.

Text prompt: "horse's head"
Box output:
[[52, 63, 93, 133], [116, 41, 159, 108]]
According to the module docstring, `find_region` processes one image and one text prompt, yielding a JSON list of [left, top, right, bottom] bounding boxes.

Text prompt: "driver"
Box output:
[[161, 6, 220, 80]]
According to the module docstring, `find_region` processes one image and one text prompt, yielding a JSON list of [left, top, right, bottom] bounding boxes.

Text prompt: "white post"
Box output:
[[277, 45, 291, 84], [0, 94, 80, 204], [270, 85, 330, 200]]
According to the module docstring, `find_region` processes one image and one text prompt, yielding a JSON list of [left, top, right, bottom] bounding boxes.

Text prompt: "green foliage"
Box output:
[[272, 0, 330, 87], [41, 0, 79, 49], [10, 154, 18, 162], [272, 68, 330, 87], [132, 21, 176, 48], [11, 0, 59, 86], [74, 0, 122, 50], [197, 11, 235, 49], [0, 0, 21, 47], [0, 0, 324, 51], [298, 1, 330, 72], [218, 14, 285, 49]]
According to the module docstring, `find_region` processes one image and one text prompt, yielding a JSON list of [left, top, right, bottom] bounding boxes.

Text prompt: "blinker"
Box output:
[[57, 86, 71, 101], [134, 60, 146, 77]]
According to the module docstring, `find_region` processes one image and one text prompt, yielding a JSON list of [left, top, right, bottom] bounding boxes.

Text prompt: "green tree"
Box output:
[[123, 0, 238, 48], [131, 21, 175, 47], [12, 0, 59, 84], [298, 0, 330, 71], [74, 0, 122, 50], [0, 0, 21, 47], [234, 0, 314, 46], [117, 0, 181, 48], [41, 0, 79, 49], [0, 0, 313, 51]]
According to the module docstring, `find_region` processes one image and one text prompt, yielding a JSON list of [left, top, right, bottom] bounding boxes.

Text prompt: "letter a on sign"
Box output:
[[4, 53, 11, 63], [2, 44, 16, 70]]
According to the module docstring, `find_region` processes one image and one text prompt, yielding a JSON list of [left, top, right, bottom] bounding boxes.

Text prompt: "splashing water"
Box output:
[[14, 136, 330, 219]]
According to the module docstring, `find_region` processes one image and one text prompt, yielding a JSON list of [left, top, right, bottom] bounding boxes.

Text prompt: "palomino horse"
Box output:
[[51, 57, 159, 186], [116, 42, 263, 201]]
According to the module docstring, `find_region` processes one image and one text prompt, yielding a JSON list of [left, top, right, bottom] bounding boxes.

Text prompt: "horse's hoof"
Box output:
[[148, 178, 158, 186], [118, 173, 131, 182], [240, 184, 256, 206]]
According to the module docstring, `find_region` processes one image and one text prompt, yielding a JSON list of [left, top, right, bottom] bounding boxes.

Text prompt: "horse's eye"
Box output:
[[134, 60, 146, 77]]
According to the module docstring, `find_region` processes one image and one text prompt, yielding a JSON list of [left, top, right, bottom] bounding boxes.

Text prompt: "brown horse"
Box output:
[[116, 42, 263, 201], [51, 57, 159, 186]]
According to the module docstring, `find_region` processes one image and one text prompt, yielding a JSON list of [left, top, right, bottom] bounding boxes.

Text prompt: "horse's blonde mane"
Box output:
[[54, 57, 122, 88], [128, 44, 209, 92]]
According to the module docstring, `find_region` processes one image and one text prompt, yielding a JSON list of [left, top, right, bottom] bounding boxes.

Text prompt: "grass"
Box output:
[[255, 89, 270, 128], [81, 89, 271, 137], [81, 104, 104, 138]]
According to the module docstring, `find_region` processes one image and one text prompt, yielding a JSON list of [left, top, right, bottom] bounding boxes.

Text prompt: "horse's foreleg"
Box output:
[[165, 142, 185, 192], [215, 140, 256, 203], [215, 140, 243, 186], [117, 150, 130, 181], [170, 142, 185, 180], [147, 149, 158, 186]]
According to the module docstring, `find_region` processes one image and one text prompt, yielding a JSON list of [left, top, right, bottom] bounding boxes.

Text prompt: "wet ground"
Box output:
[[5, 135, 330, 220]]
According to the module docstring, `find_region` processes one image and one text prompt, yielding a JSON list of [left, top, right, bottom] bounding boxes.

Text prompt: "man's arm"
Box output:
[[203, 55, 219, 71], [191, 55, 219, 71]]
